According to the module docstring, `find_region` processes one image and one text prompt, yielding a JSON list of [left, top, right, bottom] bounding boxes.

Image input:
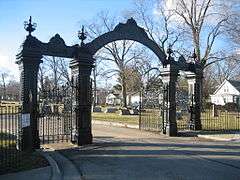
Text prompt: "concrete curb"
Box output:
[[38, 149, 61, 180], [197, 134, 240, 142], [39, 149, 81, 180], [92, 120, 139, 129], [49, 151, 81, 180]]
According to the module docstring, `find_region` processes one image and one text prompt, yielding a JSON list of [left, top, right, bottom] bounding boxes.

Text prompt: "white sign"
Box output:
[[21, 113, 30, 128]]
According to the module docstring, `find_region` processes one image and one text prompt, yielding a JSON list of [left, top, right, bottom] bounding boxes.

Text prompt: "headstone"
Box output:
[[140, 109, 146, 113], [130, 109, 139, 115], [119, 109, 130, 115], [105, 107, 118, 113], [92, 106, 102, 112]]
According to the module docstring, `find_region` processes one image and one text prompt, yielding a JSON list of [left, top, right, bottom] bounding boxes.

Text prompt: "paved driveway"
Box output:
[[61, 124, 240, 180]]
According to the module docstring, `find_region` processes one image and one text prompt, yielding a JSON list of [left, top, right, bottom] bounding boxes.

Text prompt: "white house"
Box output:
[[210, 79, 240, 105], [105, 92, 141, 107], [126, 92, 140, 106]]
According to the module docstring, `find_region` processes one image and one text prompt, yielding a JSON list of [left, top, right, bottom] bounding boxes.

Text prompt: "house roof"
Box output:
[[228, 80, 240, 92], [212, 79, 240, 95]]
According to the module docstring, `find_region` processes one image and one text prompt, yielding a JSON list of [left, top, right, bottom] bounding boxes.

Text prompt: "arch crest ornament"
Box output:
[[85, 18, 167, 65], [48, 34, 66, 47], [46, 33, 70, 56]]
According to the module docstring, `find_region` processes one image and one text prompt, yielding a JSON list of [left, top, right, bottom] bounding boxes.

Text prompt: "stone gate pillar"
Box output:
[[70, 48, 94, 145], [16, 36, 42, 151], [160, 64, 179, 136]]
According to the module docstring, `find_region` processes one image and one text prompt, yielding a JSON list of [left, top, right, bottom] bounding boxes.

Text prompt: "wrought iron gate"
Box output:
[[139, 82, 195, 133], [139, 88, 163, 132], [176, 83, 196, 131], [37, 85, 74, 144]]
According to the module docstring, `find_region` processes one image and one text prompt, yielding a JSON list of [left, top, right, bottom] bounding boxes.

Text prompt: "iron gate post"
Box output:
[[194, 68, 203, 130], [186, 71, 203, 130], [160, 64, 179, 136], [16, 35, 43, 151], [186, 72, 196, 130], [70, 47, 94, 146]]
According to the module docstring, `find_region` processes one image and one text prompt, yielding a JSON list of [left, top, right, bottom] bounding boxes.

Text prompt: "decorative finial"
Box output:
[[78, 25, 87, 46], [127, 18, 137, 25], [167, 44, 173, 61], [24, 16, 37, 36], [192, 49, 197, 62]]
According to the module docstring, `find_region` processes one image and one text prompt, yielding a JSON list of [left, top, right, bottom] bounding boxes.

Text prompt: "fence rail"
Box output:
[[201, 108, 240, 132], [0, 106, 22, 174], [38, 111, 73, 144], [139, 109, 162, 132], [139, 106, 240, 133]]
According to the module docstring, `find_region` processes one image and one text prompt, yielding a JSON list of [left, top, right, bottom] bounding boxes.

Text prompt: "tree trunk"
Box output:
[[2, 74, 6, 100], [93, 67, 97, 107], [121, 76, 127, 108], [53, 57, 58, 89]]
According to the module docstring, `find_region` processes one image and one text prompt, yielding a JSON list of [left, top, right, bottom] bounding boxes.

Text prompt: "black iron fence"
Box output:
[[0, 105, 22, 174], [139, 109, 162, 132], [140, 104, 240, 133], [201, 105, 240, 132]]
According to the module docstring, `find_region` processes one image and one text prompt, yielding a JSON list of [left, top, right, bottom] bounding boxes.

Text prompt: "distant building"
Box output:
[[95, 88, 108, 105], [210, 79, 240, 106], [106, 93, 121, 105], [126, 92, 140, 107], [105, 92, 141, 107]]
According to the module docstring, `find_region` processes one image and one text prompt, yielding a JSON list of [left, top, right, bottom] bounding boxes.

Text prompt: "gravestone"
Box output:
[[105, 107, 118, 113], [92, 106, 102, 112], [130, 109, 139, 115], [119, 109, 130, 115]]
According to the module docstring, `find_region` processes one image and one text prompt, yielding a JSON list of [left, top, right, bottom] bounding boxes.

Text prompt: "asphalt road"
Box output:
[[61, 124, 240, 180]]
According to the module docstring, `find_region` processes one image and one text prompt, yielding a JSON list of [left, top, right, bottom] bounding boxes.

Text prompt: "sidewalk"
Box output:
[[0, 147, 81, 180], [0, 166, 51, 180], [198, 133, 240, 142], [94, 120, 240, 142], [92, 119, 139, 129]]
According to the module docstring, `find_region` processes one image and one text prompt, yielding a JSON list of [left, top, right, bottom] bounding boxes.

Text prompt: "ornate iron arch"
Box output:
[[85, 18, 167, 65]]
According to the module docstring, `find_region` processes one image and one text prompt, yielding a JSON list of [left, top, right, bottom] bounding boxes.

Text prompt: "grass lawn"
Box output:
[[201, 111, 240, 131], [92, 112, 139, 125], [92, 109, 240, 131], [0, 134, 49, 175]]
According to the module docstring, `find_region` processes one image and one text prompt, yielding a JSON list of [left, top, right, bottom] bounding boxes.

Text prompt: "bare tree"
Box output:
[[39, 56, 71, 91], [225, 0, 240, 46], [210, 53, 240, 83], [1, 73, 7, 100], [166, 0, 236, 66], [129, 0, 181, 61], [86, 11, 148, 107]]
